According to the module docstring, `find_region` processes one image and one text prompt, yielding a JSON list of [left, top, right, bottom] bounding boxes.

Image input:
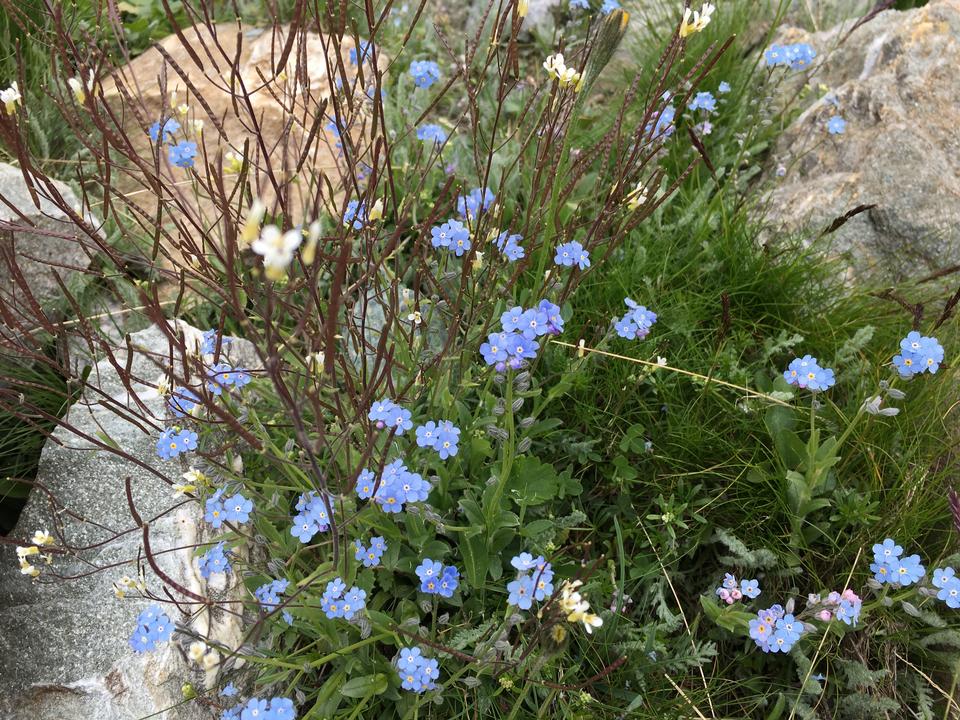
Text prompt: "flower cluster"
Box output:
[[357, 459, 430, 513], [128, 605, 174, 653], [354, 536, 387, 567], [749, 605, 805, 653], [554, 241, 590, 270], [415, 420, 461, 458], [1, 82, 21, 114], [368, 398, 413, 434], [764, 43, 817, 70], [557, 579, 604, 633], [542, 53, 583, 90], [409, 60, 441, 89], [480, 300, 563, 371], [688, 90, 716, 113], [290, 491, 333, 543], [417, 123, 448, 145], [614, 298, 657, 340], [396, 646, 440, 694], [321, 577, 367, 620], [715, 572, 761, 604], [198, 541, 232, 578], [869, 538, 925, 586], [430, 218, 472, 256], [206, 362, 252, 394], [679, 2, 715, 37], [782, 355, 836, 391], [457, 187, 495, 220], [222, 697, 296, 720], [932, 567, 960, 609], [893, 331, 944, 377], [507, 553, 555, 610], [156, 426, 198, 460], [168, 387, 201, 417], [807, 589, 861, 625], [255, 578, 292, 624], [15, 529, 54, 578], [493, 231, 525, 262], [147, 116, 197, 168], [205, 489, 253, 528], [416, 558, 460, 597]]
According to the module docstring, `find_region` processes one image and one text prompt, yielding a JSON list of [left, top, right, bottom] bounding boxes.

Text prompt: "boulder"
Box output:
[[0, 162, 96, 313], [0, 321, 255, 720], [764, 0, 960, 281]]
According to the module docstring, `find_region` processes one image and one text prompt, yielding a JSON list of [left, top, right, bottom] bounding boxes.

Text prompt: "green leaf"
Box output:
[[460, 531, 489, 589], [506, 456, 558, 505], [339, 673, 388, 698]]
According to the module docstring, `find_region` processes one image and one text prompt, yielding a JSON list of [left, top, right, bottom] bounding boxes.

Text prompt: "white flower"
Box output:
[[67, 71, 95, 104], [201, 649, 221, 670], [19, 559, 39, 577], [225, 151, 244, 174], [188, 641, 208, 663], [251, 225, 303, 280], [680, 3, 715, 37], [625, 182, 648, 211], [172, 482, 196, 497], [1, 82, 21, 115], [301, 219, 322, 265], [518, 0, 528, 17], [239, 199, 266, 248], [656, 356, 667, 366], [407, 311, 423, 326], [543, 54, 583, 91], [16, 545, 39, 559], [31, 530, 54, 546]]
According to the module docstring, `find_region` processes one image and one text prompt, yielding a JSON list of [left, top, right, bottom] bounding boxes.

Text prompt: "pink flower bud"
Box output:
[[730, 589, 742, 601], [818, 610, 832, 621]]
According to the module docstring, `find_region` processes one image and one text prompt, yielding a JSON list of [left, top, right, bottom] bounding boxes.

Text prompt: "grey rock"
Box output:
[[0, 321, 255, 720], [764, 0, 960, 281], [0, 162, 98, 310]]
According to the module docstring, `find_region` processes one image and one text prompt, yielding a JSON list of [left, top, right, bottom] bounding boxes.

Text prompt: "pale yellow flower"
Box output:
[[31, 530, 55, 546], [1, 82, 21, 115], [239, 200, 266, 248], [679, 3, 715, 38]]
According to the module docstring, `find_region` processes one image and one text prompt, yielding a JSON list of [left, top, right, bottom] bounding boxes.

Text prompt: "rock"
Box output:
[[0, 321, 255, 720], [102, 23, 365, 250], [0, 162, 97, 312], [764, 0, 960, 281]]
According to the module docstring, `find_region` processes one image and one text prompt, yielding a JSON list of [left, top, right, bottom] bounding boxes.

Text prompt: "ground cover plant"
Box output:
[[0, 0, 958, 718]]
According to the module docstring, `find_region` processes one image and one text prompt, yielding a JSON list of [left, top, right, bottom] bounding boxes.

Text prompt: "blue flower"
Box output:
[[538, 300, 564, 335], [128, 604, 174, 653], [554, 241, 590, 270], [570, 0, 590, 8], [480, 331, 510, 367], [356, 469, 376, 499], [435, 420, 461, 459], [416, 421, 439, 448], [457, 187, 495, 220], [221, 682, 238, 697], [718, 81, 731, 93], [615, 298, 657, 340], [827, 116, 846, 134], [511, 552, 540, 571], [416, 558, 443, 583], [350, 40, 375, 66], [223, 493, 252, 523], [937, 577, 960, 609], [395, 646, 440, 693], [782, 354, 835, 391], [494, 232, 525, 262], [836, 597, 861, 625], [168, 387, 200, 418], [740, 579, 761, 599], [417, 124, 448, 144], [601, 0, 620, 12], [892, 554, 925, 586], [268, 697, 296, 720], [148, 118, 180, 143], [775, 613, 802, 643], [872, 538, 903, 564], [205, 489, 226, 528], [438, 566, 460, 598], [206, 362, 251, 394], [369, 398, 413, 434], [518, 308, 550, 339], [501, 306, 525, 333], [156, 426, 198, 460], [648, 104, 675, 139], [168, 140, 197, 168], [409, 60, 441, 89], [869, 560, 894, 584], [504, 332, 539, 367], [507, 575, 535, 610], [198, 541, 232, 578], [255, 578, 291, 623], [932, 566, 957, 589], [289, 491, 332, 543], [688, 91, 716, 112], [344, 199, 375, 230], [199, 329, 232, 355], [430, 219, 469, 251], [893, 332, 944, 376], [355, 536, 388, 567], [766, 43, 817, 70], [240, 698, 269, 720]]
